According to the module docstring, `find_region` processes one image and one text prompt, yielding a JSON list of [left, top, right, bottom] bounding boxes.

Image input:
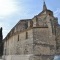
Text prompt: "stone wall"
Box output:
[[29, 55, 54, 60], [3, 29, 33, 55], [3, 55, 33, 60], [56, 26, 60, 55], [33, 27, 56, 60]]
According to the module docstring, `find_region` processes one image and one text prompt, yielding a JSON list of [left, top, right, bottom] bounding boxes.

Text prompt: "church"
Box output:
[[1, 1, 60, 60]]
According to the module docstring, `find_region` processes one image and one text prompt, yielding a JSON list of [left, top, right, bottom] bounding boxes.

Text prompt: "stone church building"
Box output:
[[2, 1, 60, 60]]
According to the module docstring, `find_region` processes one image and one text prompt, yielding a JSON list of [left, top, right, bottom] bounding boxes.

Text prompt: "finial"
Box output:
[[43, 0, 47, 11], [43, 0, 45, 3]]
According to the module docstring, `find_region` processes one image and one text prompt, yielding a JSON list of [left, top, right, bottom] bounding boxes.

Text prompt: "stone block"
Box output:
[[33, 45, 50, 55]]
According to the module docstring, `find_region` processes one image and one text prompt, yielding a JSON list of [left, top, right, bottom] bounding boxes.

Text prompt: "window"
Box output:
[[49, 13, 50, 15], [25, 23, 28, 29], [26, 32, 28, 39], [18, 35, 19, 41], [14, 27, 16, 32], [30, 21, 33, 27], [50, 19, 53, 33]]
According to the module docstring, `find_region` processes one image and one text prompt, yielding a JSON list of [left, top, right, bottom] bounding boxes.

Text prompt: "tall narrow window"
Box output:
[[26, 32, 28, 39], [18, 35, 19, 41], [50, 19, 53, 33], [30, 21, 33, 27], [25, 23, 28, 29]]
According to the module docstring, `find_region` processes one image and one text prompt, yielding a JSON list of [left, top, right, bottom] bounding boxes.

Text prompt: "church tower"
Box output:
[[32, 1, 58, 60]]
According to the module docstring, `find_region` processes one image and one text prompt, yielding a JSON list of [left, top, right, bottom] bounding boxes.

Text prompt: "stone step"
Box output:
[[0, 59, 3, 60]]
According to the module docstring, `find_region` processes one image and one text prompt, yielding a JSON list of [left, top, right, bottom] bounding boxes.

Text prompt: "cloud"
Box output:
[[54, 8, 60, 24], [0, 0, 20, 38], [0, 0, 18, 18], [54, 8, 60, 17]]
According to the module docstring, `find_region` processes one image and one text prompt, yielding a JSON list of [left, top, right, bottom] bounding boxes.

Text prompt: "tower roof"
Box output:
[[37, 1, 53, 17], [43, 1, 47, 11]]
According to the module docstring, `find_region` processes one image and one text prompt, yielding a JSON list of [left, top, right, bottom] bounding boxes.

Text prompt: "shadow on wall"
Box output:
[[54, 56, 60, 60]]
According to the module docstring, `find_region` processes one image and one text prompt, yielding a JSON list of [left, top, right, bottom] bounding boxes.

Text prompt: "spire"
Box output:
[[43, 0, 47, 11]]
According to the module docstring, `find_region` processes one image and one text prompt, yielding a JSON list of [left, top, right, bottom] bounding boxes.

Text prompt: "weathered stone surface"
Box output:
[[29, 55, 54, 60], [3, 29, 33, 55], [3, 55, 32, 60], [33, 45, 50, 55]]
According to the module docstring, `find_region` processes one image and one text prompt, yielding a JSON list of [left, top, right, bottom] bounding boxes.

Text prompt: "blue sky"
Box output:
[[0, 0, 60, 38]]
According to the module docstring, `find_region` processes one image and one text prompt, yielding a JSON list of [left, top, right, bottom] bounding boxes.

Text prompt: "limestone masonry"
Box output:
[[2, 1, 60, 60]]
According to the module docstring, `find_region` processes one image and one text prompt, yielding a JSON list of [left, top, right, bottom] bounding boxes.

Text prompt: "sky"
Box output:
[[0, 0, 60, 39]]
